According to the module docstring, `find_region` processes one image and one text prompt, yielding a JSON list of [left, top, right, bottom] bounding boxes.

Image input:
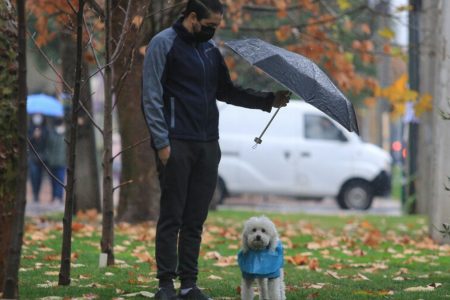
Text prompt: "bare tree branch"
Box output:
[[86, 0, 105, 20], [65, 0, 77, 15], [112, 136, 151, 161], [111, 0, 133, 62], [29, 32, 104, 134], [83, 15, 104, 79], [113, 180, 133, 192]]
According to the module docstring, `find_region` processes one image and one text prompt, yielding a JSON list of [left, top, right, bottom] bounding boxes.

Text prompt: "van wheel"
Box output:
[[209, 177, 226, 210], [337, 180, 373, 210]]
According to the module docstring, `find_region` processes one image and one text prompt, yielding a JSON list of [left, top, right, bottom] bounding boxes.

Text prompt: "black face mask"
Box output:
[[194, 25, 216, 43]]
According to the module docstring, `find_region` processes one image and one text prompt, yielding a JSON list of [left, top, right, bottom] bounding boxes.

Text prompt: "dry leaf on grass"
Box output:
[[302, 283, 326, 289], [404, 283, 442, 292], [207, 275, 223, 280], [204, 251, 222, 260], [44, 271, 59, 276], [326, 271, 342, 279], [214, 256, 237, 267], [122, 291, 155, 298], [37, 281, 58, 288]]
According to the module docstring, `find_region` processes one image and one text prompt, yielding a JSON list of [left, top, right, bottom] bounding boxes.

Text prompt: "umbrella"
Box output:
[[225, 38, 359, 135], [27, 94, 64, 117]]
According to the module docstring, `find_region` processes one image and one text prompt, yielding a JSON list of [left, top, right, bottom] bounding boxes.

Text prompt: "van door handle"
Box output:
[[284, 151, 291, 159], [300, 151, 311, 157]]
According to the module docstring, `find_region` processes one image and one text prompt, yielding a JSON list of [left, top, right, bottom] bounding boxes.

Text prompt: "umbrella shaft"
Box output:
[[258, 107, 281, 139]]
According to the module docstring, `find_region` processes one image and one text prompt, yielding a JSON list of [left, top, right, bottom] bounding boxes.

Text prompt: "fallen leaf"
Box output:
[[286, 254, 309, 266], [204, 251, 222, 260], [404, 283, 442, 292], [207, 275, 223, 280], [354, 273, 370, 281], [214, 256, 236, 267], [37, 281, 58, 288], [302, 283, 326, 289], [44, 271, 59, 276], [123, 291, 154, 298], [308, 258, 319, 271], [326, 270, 342, 279]]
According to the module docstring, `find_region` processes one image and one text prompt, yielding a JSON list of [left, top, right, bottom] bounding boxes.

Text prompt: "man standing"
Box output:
[[142, 1, 290, 299]]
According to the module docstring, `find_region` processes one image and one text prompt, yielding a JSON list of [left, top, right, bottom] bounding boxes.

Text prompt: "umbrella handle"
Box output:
[[252, 107, 281, 149]]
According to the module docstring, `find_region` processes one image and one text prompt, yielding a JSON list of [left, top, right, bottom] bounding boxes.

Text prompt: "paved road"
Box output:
[[218, 195, 401, 216]]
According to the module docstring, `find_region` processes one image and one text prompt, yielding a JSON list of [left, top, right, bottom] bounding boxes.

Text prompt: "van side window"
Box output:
[[304, 114, 345, 141]]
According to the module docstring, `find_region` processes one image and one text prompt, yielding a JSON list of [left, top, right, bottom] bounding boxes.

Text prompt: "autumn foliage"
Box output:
[[220, 0, 432, 117]]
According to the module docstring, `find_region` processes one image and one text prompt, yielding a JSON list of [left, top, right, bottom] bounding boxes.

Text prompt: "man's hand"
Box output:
[[273, 90, 291, 108], [158, 146, 171, 165]]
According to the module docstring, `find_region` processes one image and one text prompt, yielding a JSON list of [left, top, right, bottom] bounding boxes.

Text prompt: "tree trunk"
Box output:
[[416, 0, 437, 215], [3, 0, 27, 296], [60, 33, 101, 213], [114, 0, 183, 223], [58, 0, 85, 285], [101, 0, 115, 266], [0, 0, 20, 295], [427, 0, 450, 243]]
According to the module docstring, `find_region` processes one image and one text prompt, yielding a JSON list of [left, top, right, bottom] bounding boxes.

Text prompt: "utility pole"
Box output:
[[403, 0, 421, 213]]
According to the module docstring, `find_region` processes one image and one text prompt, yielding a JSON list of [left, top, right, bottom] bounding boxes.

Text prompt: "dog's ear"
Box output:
[[268, 219, 279, 252], [241, 229, 249, 253]]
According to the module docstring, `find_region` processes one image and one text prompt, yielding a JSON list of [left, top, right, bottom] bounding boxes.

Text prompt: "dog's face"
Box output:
[[242, 216, 278, 252]]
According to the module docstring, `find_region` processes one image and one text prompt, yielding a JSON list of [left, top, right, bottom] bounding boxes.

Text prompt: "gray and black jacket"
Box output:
[[142, 18, 275, 150]]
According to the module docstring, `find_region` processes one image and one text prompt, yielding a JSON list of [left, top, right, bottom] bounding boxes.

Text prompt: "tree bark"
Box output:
[[101, 0, 115, 266], [0, 0, 22, 296], [427, 0, 450, 243], [58, 0, 85, 285], [60, 33, 101, 213], [114, 0, 183, 223], [416, 0, 437, 215]]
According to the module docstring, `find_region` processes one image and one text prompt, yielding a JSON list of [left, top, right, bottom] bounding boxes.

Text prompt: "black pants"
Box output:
[[155, 139, 221, 289]]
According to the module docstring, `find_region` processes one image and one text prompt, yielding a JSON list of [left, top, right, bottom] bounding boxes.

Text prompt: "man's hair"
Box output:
[[183, 0, 223, 20]]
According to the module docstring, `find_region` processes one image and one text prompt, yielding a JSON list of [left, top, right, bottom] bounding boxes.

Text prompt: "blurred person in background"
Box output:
[[28, 113, 48, 203], [46, 117, 67, 204]]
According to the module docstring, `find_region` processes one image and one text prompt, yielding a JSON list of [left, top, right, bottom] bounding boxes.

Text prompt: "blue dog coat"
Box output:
[[238, 240, 284, 279]]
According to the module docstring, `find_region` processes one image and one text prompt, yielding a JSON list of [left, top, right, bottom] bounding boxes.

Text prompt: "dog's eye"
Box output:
[[252, 228, 257, 232], [262, 229, 266, 233]]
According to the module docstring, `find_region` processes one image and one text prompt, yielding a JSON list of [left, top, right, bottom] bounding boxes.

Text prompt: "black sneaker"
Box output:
[[179, 287, 212, 300], [154, 287, 179, 300]]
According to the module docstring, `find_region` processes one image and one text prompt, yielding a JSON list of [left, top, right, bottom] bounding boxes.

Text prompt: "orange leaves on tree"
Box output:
[[337, 0, 352, 11], [360, 23, 371, 35], [378, 27, 396, 40], [28, 0, 78, 46], [376, 73, 432, 118]]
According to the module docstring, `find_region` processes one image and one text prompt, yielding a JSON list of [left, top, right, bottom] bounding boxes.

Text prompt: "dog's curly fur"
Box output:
[[240, 216, 286, 300]]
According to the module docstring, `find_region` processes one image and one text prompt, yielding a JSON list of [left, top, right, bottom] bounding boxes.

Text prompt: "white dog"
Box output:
[[238, 216, 286, 300]]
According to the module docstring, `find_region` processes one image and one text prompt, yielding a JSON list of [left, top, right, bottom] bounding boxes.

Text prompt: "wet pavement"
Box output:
[[26, 178, 401, 217], [218, 195, 401, 216]]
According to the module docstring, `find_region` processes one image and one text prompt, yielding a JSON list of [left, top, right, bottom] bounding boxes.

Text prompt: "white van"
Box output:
[[214, 100, 392, 210]]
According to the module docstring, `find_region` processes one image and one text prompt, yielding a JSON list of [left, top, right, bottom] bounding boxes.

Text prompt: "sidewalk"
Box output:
[[25, 176, 65, 217]]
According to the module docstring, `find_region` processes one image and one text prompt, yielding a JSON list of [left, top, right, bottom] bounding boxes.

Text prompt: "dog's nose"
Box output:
[[256, 235, 261, 241]]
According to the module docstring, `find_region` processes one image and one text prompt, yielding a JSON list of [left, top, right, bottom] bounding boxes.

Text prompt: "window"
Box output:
[[304, 114, 346, 141]]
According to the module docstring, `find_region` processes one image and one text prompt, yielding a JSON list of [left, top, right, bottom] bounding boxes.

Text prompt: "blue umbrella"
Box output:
[[27, 94, 64, 117]]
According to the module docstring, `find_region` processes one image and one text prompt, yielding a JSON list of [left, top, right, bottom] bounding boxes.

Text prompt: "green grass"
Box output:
[[19, 210, 450, 299]]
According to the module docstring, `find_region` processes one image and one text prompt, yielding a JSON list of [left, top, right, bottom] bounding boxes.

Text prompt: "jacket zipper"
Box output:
[[170, 97, 175, 128], [194, 47, 208, 139]]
